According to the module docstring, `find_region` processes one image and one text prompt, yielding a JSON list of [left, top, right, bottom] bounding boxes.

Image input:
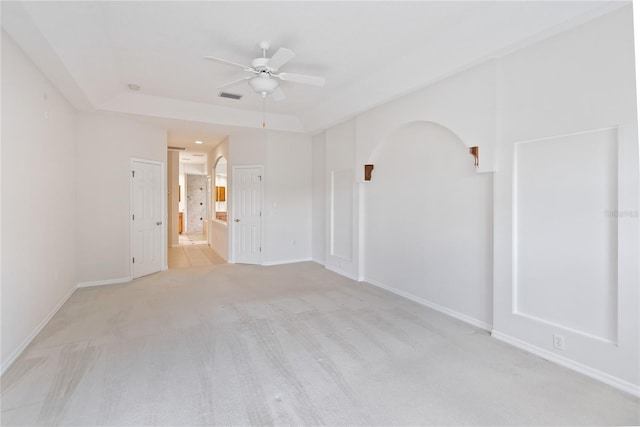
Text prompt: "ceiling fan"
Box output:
[[204, 41, 325, 101]]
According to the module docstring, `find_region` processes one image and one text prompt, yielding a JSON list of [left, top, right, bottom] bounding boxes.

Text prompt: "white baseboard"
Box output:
[[1, 285, 77, 376], [311, 257, 325, 266], [77, 276, 131, 288], [325, 264, 360, 281], [262, 258, 312, 266], [363, 277, 492, 331], [492, 330, 640, 398]]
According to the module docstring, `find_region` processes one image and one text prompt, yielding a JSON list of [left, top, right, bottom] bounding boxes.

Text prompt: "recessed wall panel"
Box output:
[[515, 128, 618, 342], [330, 170, 353, 260]]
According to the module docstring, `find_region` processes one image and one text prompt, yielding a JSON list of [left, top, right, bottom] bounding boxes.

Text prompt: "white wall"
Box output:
[[315, 4, 638, 394], [323, 119, 360, 279], [311, 133, 326, 263], [492, 5, 639, 394], [76, 112, 167, 285], [167, 150, 179, 247], [228, 130, 312, 265], [364, 122, 493, 329], [313, 5, 638, 395], [264, 131, 312, 265], [181, 162, 206, 175], [349, 55, 498, 327], [317, 63, 497, 290], [356, 59, 497, 175], [1, 32, 78, 372], [207, 138, 229, 260]]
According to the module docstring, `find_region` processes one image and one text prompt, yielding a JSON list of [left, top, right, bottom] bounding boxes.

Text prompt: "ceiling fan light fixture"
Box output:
[[249, 75, 278, 94]]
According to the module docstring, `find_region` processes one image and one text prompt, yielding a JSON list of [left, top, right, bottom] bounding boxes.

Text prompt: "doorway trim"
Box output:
[[130, 157, 167, 279]]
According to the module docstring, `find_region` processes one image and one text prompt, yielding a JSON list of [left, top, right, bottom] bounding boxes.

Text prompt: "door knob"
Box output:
[[156, 221, 162, 225], [234, 219, 240, 222]]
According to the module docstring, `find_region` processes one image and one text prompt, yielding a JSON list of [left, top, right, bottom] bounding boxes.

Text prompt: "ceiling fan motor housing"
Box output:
[[251, 57, 273, 72]]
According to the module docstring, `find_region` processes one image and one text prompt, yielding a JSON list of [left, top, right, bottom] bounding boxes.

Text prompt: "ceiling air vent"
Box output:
[[218, 91, 242, 100]]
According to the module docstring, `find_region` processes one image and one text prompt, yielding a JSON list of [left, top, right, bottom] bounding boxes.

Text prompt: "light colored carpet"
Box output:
[[1, 262, 639, 426]]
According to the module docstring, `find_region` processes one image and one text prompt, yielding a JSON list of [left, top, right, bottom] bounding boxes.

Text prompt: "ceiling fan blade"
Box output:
[[277, 72, 325, 86], [217, 76, 251, 90], [272, 87, 286, 102], [204, 55, 253, 71], [267, 48, 295, 70]]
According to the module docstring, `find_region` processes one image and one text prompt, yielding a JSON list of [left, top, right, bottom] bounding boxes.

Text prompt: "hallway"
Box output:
[[168, 234, 226, 268]]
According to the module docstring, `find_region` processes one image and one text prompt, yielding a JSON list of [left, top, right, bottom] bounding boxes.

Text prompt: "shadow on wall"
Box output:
[[364, 121, 494, 328]]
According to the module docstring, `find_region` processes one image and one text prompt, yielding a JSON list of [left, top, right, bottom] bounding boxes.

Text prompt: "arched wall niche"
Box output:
[[362, 120, 494, 329], [368, 120, 471, 165], [354, 59, 498, 177]]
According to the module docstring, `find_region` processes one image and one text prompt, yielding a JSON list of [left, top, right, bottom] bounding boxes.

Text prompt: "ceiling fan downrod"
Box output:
[[259, 40, 270, 58]]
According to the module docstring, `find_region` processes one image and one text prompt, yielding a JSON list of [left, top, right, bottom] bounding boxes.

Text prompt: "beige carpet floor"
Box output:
[[1, 262, 639, 426]]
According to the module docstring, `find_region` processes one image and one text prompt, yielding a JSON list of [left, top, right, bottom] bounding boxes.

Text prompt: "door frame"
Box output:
[[230, 165, 264, 264], [130, 157, 167, 279]]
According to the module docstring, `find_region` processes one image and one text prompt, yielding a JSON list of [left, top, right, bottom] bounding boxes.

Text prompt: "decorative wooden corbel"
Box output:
[[364, 164, 374, 181], [469, 146, 479, 168]]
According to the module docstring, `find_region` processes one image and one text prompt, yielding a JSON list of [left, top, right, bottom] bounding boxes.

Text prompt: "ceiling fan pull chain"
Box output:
[[262, 94, 266, 128]]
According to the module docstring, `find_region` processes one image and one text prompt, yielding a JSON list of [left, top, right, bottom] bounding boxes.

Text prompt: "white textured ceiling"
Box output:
[[2, 1, 626, 141]]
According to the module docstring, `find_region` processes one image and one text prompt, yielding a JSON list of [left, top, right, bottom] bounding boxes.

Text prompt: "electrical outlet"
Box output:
[[553, 334, 566, 350]]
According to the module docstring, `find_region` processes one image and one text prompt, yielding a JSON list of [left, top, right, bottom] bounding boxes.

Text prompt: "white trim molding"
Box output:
[[364, 277, 492, 331], [325, 264, 360, 281], [1, 285, 77, 375], [77, 277, 131, 288], [492, 330, 640, 398], [262, 258, 312, 267]]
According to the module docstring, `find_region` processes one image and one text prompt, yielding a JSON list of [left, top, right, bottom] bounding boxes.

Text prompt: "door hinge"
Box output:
[[258, 175, 262, 181], [259, 211, 262, 217], [132, 214, 135, 220], [132, 257, 135, 264], [131, 170, 135, 178], [259, 247, 261, 252]]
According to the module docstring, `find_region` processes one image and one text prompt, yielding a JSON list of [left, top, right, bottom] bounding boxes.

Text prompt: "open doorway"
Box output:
[[168, 152, 225, 268]]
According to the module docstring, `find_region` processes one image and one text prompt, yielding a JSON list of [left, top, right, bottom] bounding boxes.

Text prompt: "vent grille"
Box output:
[[219, 91, 242, 100]]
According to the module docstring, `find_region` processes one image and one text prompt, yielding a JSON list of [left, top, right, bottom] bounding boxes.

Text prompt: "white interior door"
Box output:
[[233, 166, 262, 264], [132, 160, 163, 278]]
